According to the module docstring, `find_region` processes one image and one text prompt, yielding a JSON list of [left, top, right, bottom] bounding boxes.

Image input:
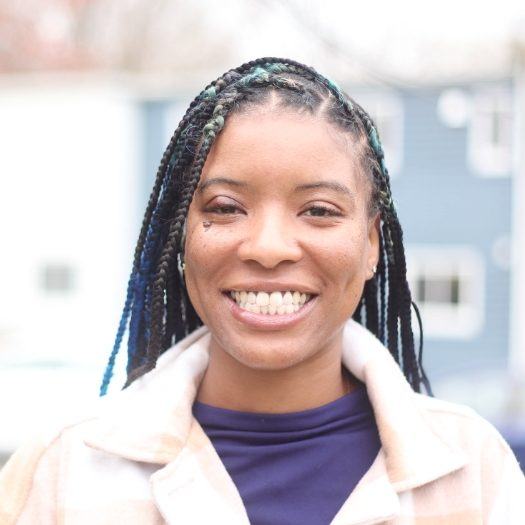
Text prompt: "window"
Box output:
[[40, 263, 75, 294], [468, 87, 512, 177], [437, 89, 471, 128], [406, 246, 485, 339], [355, 92, 404, 176]]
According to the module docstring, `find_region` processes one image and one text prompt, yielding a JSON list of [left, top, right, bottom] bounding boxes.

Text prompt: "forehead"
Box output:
[[200, 111, 366, 194]]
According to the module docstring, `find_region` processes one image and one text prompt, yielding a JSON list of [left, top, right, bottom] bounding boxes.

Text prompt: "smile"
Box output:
[[227, 290, 312, 315]]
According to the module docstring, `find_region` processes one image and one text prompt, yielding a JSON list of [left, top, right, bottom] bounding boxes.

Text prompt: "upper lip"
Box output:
[[222, 281, 319, 295]]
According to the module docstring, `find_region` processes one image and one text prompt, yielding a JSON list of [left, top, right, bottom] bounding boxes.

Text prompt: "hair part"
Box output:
[[99, 58, 431, 396]]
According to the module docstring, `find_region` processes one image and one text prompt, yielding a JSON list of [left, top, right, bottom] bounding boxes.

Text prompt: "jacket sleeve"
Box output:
[[0, 435, 60, 525]]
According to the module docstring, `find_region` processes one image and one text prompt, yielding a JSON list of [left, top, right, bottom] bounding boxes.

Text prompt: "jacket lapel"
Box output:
[[150, 420, 250, 524], [342, 321, 467, 491], [330, 450, 400, 525], [85, 327, 211, 464]]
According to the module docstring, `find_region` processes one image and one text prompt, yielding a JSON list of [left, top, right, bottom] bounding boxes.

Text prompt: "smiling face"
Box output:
[[184, 109, 379, 371]]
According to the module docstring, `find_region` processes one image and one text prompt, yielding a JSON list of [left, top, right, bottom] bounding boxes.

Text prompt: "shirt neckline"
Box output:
[[192, 384, 373, 433]]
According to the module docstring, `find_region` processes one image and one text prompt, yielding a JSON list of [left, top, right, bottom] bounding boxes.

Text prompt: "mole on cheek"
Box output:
[[203, 220, 213, 231]]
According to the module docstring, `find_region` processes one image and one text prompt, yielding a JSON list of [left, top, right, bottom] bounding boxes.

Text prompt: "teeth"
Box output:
[[256, 292, 270, 306], [229, 290, 313, 315], [269, 291, 283, 306]]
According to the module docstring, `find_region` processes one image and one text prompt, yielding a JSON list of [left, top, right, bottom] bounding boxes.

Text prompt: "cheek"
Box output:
[[182, 210, 239, 315], [185, 222, 236, 270], [309, 223, 370, 281], [307, 224, 370, 319]]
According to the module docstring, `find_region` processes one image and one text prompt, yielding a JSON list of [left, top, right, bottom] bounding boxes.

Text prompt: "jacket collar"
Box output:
[[84, 320, 466, 492], [341, 321, 466, 491]]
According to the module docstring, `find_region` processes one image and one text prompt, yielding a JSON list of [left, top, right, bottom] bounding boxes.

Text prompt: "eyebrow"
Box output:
[[197, 177, 353, 199], [294, 181, 353, 198], [197, 177, 248, 193]]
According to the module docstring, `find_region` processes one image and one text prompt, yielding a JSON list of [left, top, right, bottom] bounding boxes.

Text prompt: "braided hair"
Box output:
[[99, 57, 432, 396]]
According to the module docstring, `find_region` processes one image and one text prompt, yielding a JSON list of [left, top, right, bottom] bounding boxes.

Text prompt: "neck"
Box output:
[[195, 336, 357, 413]]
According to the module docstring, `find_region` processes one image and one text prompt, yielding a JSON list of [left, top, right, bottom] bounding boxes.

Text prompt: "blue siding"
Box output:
[[391, 86, 512, 379]]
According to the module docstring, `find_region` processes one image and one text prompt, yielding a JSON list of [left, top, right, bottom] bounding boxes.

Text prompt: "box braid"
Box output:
[[99, 57, 431, 396]]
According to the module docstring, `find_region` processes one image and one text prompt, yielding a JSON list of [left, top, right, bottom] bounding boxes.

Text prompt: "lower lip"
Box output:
[[224, 293, 318, 331]]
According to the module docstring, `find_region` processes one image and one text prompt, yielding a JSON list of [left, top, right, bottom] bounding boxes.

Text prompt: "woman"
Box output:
[[1, 58, 524, 524]]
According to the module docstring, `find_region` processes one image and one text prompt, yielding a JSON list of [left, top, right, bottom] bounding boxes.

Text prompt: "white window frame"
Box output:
[[437, 88, 471, 128], [467, 86, 513, 177], [354, 91, 404, 176], [406, 245, 485, 340]]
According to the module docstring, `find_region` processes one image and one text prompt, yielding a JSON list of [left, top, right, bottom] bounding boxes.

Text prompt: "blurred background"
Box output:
[[1, 0, 525, 468]]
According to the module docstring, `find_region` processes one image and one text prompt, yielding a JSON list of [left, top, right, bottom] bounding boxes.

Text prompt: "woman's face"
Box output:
[[184, 110, 379, 370]]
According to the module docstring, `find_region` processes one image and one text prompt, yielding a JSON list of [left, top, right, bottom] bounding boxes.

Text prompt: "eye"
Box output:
[[303, 205, 342, 218], [209, 205, 241, 215], [204, 197, 244, 215]]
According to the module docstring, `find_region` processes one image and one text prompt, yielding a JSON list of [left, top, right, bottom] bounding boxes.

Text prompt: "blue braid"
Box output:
[[99, 271, 136, 396], [126, 176, 171, 371], [126, 252, 150, 371], [100, 150, 178, 394]]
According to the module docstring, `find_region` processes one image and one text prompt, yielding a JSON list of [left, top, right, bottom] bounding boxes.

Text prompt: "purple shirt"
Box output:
[[192, 384, 381, 525]]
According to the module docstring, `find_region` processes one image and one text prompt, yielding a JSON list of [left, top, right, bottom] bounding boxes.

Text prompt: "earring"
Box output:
[[177, 254, 186, 282], [373, 264, 377, 274]]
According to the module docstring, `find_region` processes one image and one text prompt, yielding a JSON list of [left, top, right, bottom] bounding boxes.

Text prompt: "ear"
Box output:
[[366, 213, 380, 280]]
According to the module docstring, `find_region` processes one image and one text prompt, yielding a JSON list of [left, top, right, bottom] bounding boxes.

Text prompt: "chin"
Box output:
[[220, 337, 315, 371]]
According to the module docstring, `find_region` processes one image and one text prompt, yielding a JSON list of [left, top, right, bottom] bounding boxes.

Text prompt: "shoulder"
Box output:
[[414, 393, 515, 457], [414, 394, 525, 520], [0, 401, 105, 524]]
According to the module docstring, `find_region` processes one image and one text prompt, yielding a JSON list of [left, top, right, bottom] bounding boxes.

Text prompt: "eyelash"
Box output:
[[204, 204, 342, 218], [205, 204, 241, 215], [303, 205, 342, 218]]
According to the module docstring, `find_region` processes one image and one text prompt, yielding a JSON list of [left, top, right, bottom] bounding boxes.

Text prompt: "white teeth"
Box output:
[[229, 290, 312, 315], [269, 291, 283, 306], [256, 292, 270, 306]]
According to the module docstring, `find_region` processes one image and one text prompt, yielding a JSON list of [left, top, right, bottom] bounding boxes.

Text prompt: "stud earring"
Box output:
[[373, 265, 377, 274]]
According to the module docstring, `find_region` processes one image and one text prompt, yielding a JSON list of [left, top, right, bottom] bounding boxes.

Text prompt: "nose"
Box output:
[[237, 211, 303, 269]]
